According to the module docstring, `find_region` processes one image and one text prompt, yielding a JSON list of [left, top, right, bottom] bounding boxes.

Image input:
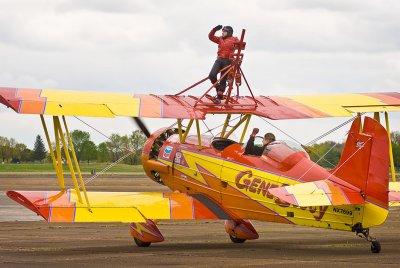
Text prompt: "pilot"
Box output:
[[208, 25, 239, 104], [245, 128, 276, 156]]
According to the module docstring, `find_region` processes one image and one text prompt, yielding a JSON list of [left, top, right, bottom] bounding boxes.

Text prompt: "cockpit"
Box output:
[[261, 140, 310, 171]]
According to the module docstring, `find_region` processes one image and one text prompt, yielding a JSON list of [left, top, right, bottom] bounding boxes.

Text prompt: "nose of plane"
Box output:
[[141, 128, 180, 184]]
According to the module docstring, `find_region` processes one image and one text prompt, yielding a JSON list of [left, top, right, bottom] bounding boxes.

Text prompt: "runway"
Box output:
[[1, 176, 399, 267]]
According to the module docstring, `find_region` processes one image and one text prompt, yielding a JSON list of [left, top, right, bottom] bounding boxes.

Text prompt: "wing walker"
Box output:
[[1, 29, 400, 253]]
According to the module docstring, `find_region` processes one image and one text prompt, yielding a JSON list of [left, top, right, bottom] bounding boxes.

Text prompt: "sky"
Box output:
[[0, 0, 400, 148]]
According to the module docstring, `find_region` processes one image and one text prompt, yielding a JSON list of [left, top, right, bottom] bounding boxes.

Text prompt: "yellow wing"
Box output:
[[1, 87, 399, 119], [7, 190, 228, 223]]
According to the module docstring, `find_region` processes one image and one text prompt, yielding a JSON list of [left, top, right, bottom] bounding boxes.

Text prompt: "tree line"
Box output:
[[308, 131, 400, 170], [1, 130, 399, 169], [0, 129, 146, 165]]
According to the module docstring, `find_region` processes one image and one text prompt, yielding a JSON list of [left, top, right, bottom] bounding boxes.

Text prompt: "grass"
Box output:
[[0, 162, 144, 173]]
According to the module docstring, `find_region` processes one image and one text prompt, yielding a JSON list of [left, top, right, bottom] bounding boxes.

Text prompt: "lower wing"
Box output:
[[389, 182, 400, 207], [7, 190, 229, 223]]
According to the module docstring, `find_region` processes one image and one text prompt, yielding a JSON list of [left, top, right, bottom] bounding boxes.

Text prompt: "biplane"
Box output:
[[1, 30, 400, 253]]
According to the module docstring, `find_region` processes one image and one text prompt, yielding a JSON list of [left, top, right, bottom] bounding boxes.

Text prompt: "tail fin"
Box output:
[[330, 116, 389, 208]]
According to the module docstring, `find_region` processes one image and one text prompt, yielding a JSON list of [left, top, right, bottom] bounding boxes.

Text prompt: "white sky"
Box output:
[[0, 0, 400, 148]]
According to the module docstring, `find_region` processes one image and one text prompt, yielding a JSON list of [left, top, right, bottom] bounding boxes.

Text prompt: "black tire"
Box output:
[[229, 235, 246, 244], [371, 241, 381, 253], [134, 237, 151, 247]]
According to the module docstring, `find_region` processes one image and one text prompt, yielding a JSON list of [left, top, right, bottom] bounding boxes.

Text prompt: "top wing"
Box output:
[[268, 179, 365, 207], [1, 87, 399, 119]]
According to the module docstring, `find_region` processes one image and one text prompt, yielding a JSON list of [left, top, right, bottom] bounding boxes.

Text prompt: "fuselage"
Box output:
[[142, 128, 388, 232]]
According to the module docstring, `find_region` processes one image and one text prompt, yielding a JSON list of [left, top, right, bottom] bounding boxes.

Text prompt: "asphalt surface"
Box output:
[[1, 176, 400, 267]]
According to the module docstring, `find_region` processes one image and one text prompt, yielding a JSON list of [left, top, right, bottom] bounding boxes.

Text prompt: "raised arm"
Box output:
[[209, 25, 222, 44]]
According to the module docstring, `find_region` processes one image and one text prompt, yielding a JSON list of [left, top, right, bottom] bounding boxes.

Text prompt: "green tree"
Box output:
[[31, 135, 47, 162], [129, 130, 146, 164], [71, 130, 91, 163], [391, 131, 400, 145], [21, 148, 32, 162], [81, 140, 97, 163], [308, 141, 344, 169], [393, 143, 400, 170], [107, 134, 125, 161], [11, 143, 28, 163], [0, 136, 10, 163], [97, 142, 111, 162], [9, 138, 17, 161], [390, 131, 399, 170]]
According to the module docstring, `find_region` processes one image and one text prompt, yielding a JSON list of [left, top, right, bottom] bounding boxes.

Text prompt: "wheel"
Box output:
[[229, 235, 246, 244], [370, 241, 381, 253], [134, 237, 151, 247]]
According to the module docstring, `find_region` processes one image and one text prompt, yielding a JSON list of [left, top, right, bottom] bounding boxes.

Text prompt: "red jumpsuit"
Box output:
[[208, 29, 239, 96]]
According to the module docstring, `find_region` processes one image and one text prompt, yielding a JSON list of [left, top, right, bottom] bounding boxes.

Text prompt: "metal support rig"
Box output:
[[175, 29, 257, 108], [173, 29, 256, 149]]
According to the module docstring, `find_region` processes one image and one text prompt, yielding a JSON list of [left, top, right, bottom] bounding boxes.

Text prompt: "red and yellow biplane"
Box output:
[[1, 30, 399, 253]]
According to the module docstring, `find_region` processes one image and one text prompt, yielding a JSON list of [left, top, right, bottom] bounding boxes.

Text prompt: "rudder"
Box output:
[[330, 116, 389, 209]]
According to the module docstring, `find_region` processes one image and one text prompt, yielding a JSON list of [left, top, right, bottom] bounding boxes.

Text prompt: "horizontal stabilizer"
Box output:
[[268, 180, 365, 207], [7, 190, 225, 223], [389, 182, 400, 207]]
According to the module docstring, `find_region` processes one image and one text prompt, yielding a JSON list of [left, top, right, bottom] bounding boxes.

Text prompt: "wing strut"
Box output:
[[384, 112, 397, 182], [40, 115, 92, 211]]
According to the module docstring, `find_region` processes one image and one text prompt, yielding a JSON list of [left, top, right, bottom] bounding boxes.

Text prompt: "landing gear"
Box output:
[[229, 235, 246, 244], [355, 226, 381, 253], [370, 240, 381, 254], [134, 237, 151, 247]]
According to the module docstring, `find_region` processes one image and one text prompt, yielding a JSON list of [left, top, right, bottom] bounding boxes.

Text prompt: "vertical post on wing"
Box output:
[[240, 114, 251, 143], [53, 116, 64, 186], [62, 116, 92, 211], [177, 119, 183, 143], [224, 114, 250, 139], [40, 115, 65, 191], [384, 112, 397, 182], [225, 29, 246, 103], [53, 116, 83, 203], [196, 119, 202, 150], [220, 114, 231, 137], [357, 113, 363, 133], [374, 112, 380, 122], [182, 119, 194, 142]]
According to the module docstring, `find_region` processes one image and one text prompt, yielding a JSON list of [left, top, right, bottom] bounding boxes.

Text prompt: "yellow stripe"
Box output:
[[347, 106, 400, 113], [389, 182, 400, 192], [287, 94, 390, 116], [284, 183, 332, 207], [69, 191, 171, 222], [42, 89, 140, 117]]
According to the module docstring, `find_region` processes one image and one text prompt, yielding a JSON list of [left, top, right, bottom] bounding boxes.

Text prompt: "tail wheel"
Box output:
[[229, 235, 246, 244], [134, 237, 151, 247], [371, 241, 381, 253]]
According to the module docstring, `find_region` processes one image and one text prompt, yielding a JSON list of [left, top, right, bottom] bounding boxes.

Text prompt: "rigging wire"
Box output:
[[74, 116, 179, 186], [257, 116, 303, 145], [203, 115, 242, 134], [257, 114, 363, 168], [73, 116, 111, 141], [82, 151, 133, 186], [201, 120, 214, 137], [326, 137, 372, 180], [305, 113, 365, 146], [297, 140, 340, 181], [73, 116, 137, 186]]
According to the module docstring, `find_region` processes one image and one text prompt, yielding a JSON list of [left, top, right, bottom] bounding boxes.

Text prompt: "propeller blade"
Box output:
[[133, 117, 151, 138]]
